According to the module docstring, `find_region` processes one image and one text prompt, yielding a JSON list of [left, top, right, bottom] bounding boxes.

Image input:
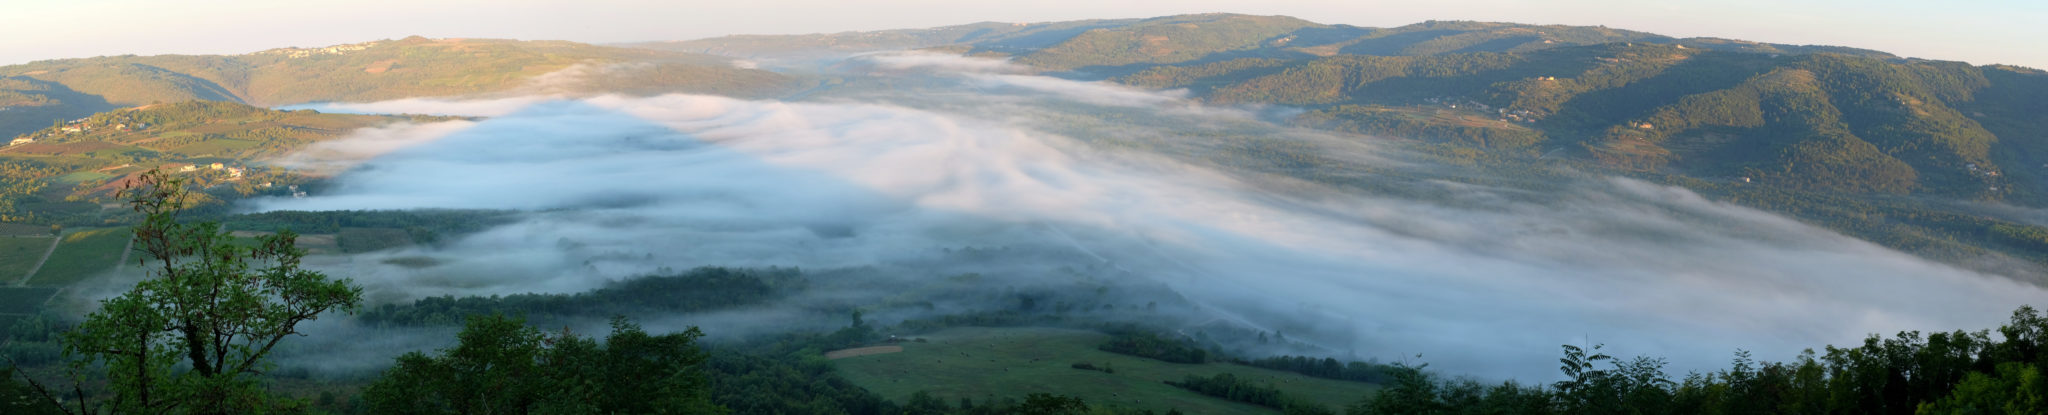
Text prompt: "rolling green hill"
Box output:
[[652, 14, 2018, 198], [1117, 43, 2048, 200], [0, 101, 449, 223], [657, 14, 1893, 75], [653, 13, 2047, 273], [630, 19, 1143, 59], [1005, 14, 1324, 73], [0, 37, 801, 137]]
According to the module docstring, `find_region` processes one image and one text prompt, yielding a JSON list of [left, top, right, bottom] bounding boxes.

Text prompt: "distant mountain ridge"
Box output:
[[10, 13, 2043, 202], [642, 14, 1898, 70], [652, 13, 2043, 202], [634, 14, 2048, 274], [0, 36, 799, 138]]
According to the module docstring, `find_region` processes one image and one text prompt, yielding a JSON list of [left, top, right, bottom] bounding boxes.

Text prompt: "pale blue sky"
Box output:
[[1, 0, 2043, 68]]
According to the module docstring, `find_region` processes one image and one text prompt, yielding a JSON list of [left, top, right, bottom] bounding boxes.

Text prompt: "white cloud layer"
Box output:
[[253, 55, 2048, 380]]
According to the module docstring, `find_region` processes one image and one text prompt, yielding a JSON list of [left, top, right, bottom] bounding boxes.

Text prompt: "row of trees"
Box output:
[[1165, 373, 1329, 414], [1352, 306, 2048, 414], [360, 316, 720, 414], [1098, 330, 1209, 364], [1, 170, 733, 414], [1239, 355, 1392, 384], [0, 160, 60, 221], [357, 266, 797, 327]]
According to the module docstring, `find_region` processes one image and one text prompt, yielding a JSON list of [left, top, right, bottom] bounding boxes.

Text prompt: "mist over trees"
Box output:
[[6, 10, 2048, 415]]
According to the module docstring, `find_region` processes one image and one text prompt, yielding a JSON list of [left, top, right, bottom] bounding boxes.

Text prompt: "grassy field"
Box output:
[[338, 227, 413, 253], [833, 327, 1378, 414], [0, 287, 57, 314], [52, 171, 115, 185], [27, 227, 129, 287], [168, 139, 260, 157], [0, 237, 54, 283], [0, 223, 54, 236]]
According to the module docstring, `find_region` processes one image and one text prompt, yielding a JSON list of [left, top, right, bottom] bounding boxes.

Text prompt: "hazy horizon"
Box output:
[[1, 0, 2044, 69]]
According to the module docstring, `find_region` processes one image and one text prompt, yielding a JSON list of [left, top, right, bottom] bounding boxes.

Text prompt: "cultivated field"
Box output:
[[826, 345, 905, 360], [0, 236, 54, 283], [27, 227, 130, 287], [832, 327, 1379, 414], [338, 227, 413, 253], [0, 223, 53, 236]]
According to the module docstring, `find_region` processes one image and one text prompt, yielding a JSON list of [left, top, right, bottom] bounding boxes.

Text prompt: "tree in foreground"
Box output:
[[44, 169, 364, 414], [361, 314, 725, 414]]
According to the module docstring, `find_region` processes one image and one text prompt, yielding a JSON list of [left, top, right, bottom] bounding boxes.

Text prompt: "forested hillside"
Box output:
[[656, 13, 2033, 198], [0, 37, 799, 137], [631, 18, 1144, 59], [663, 13, 2039, 199], [1117, 43, 2048, 201]]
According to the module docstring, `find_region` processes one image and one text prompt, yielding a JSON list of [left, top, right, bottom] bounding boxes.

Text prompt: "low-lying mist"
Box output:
[[259, 53, 2048, 380]]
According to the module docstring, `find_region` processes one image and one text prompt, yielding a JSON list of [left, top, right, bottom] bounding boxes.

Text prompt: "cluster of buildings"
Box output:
[[257, 41, 380, 59], [1425, 96, 1491, 111], [1423, 96, 1554, 125], [1966, 163, 2000, 177], [1499, 108, 1542, 123], [10, 119, 151, 147], [170, 162, 246, 178]]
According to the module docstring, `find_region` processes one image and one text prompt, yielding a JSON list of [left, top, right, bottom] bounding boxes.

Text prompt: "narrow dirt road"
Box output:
[[13, 234, 61, 287]]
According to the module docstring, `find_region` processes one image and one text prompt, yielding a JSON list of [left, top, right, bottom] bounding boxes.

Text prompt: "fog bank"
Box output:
[[261, 53, 2048, 380]]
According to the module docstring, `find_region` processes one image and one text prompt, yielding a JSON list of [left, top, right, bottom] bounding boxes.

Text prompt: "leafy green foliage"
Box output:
[[0, 161, 61, 221], [1352, 305, 2048, 415], [706, 351, 895, 415], [1916, 362, 2048, 414], [216, 209, 512, 245], [1098, 330, 1208, 364], [1, 312, 65, 367], [1016, 393, 1091, 414], [358, 267, 798, 327], [361, 314, 724, 414], [53, 169, 363, 414], [1346, 364, 1552, 415], [1165, 373, 1323, 412], [1239, 356, 1392, 384]]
